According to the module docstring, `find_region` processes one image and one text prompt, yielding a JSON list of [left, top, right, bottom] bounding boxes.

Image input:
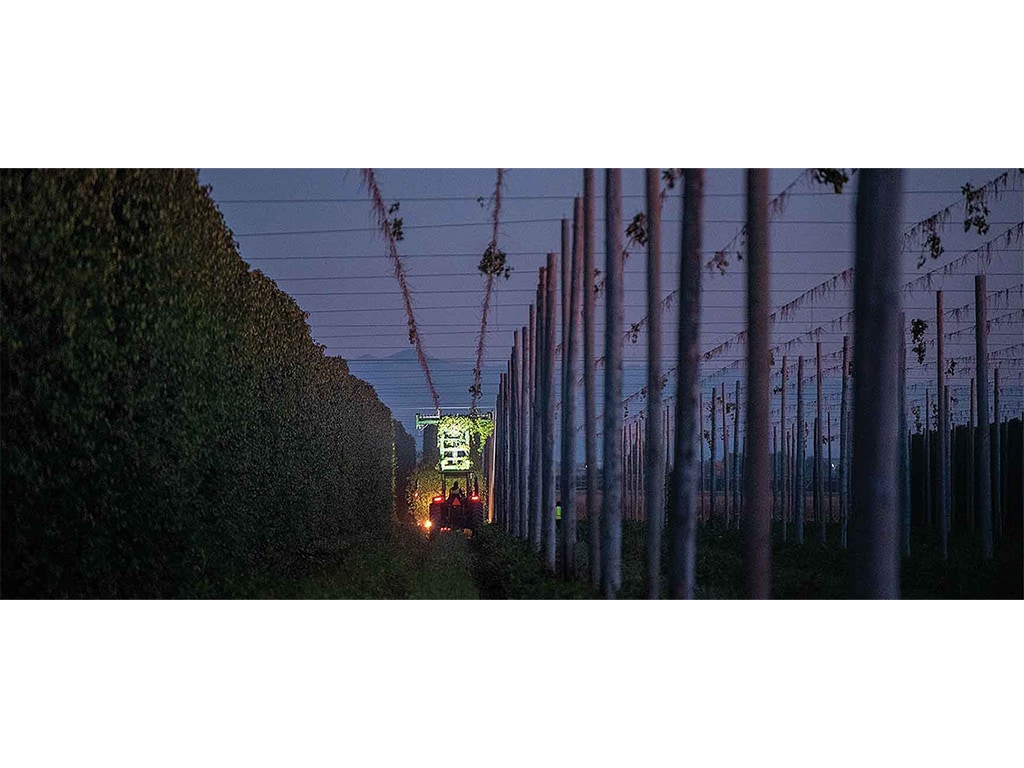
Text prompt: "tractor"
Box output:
[[426, 471, 485, 538], [416, 410, 493, 538]]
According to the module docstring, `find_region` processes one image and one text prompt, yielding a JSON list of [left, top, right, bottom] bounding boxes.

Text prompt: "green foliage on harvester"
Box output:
[[1, 169, 400, 597]]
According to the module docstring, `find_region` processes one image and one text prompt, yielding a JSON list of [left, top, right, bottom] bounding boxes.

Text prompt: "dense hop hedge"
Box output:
[[1, 169, 403, 598], [393, 419, 417, 523]]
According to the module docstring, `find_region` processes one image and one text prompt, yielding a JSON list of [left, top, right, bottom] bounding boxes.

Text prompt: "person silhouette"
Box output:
[[448, 482, 465, 504]]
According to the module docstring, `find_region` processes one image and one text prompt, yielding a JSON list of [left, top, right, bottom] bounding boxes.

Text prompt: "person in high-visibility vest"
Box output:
[[555, 499, 562, 522]]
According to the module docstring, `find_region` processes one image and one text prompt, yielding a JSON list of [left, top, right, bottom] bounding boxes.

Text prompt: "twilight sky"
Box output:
[[199, 169, 1023, 454]]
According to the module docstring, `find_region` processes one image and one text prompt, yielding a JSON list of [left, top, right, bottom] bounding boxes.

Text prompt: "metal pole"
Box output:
[[850, 168, 903, 599], [796, 355, 805, 544], [744, 168, 771, 598], [583, 169, 599, 589], [561, 198, 582, 579], [601, 169, 624, 598], [668, 168, 703, 599], [644, 170, 665, 598], [543, 253, 557, 571], [936, 290, 948, 560]]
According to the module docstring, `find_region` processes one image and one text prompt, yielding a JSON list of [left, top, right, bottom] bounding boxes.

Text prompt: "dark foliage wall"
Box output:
[[1, 169, 397, 597], [393, 419, 417, 523]]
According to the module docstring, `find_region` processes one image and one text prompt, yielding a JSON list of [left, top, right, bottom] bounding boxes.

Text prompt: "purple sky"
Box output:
[[199, 169, 1023, 452]]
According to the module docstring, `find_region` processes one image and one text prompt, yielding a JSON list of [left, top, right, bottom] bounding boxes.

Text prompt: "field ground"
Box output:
[[258, 517, 1021, 599]]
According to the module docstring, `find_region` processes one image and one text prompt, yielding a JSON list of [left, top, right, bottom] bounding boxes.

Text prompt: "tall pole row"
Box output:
[[668, 169, 704, 599], [601, 169, 624, 598], [850, 169, 903, 599], [582, 170, 600, 589], [743, 168, 771, 599], [644, 170, 665, 599]]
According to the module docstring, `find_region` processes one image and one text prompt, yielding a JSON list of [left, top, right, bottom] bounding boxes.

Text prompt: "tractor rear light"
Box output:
[[470, 494, 479, 501], [424, 520, 432, 529], [432, 495, 444, 503]]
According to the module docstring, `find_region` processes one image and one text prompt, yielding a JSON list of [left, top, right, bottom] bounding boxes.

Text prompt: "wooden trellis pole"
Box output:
[[816, 340, 824, 543], [924, 388, 932, 531], [668, 169, 703, 599], [936, 289, 948, 560], [582, 170, 599, 589], [850, 169, 903, 599], [710, 386, 717, 523], [839, 337, 850, 548], [993, 366, 1002, 542], [530, 270, 544, 553], [510, 331, 521, 538], [560, 197, 582, 579], [520, 314, 531, 540], [946, 385, 953, 532], [542, 252, 557, 572], [899, 311, 910, 557], [733, 379, 740, 523], [968, 377, 975, 534], [796, 355, 805, 544], [645, 169, 665, 598], [722, 380, 729, 528], [699, 392, 705, 523], [743, 168, 771, 598], [601, 169, 624, 597], [827, 411, 834, 524], [781, 355, 789, 542], [975, 277, 993, 557]]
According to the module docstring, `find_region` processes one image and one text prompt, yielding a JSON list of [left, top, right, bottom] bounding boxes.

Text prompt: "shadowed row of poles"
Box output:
[[493, 169, 1011, 599], [619, 341, 1015, 562]]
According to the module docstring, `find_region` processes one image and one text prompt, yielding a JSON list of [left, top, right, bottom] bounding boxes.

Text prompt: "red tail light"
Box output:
[[470, 494, 479, 501], [432, 495, 444, 503]]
